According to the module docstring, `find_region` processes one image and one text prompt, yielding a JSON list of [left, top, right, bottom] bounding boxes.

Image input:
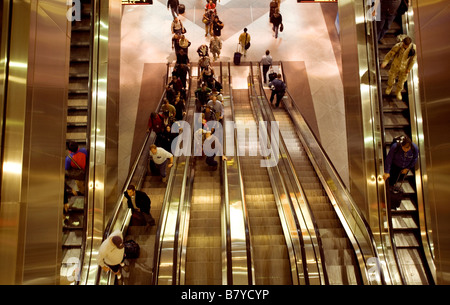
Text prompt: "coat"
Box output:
[[382, 41, 417, 74], [124, 190, 151, 215]]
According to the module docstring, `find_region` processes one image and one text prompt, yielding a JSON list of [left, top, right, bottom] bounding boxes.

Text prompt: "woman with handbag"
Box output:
[[238, 28, 251, 57]]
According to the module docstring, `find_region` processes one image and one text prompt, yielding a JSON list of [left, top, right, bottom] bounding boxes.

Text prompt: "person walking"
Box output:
[[381, 36, 416, 100], [239, 28, 251, 57], [269, 73, 286, 108], [210, 35, 222, 61], [271, 9, 283, 39], [212, 16, 224, 37], [260, 50, 273, 84], [167, 0, 180, 19], [203, 130, 227, 171], [171, 17, 185, 36], [149, 144, 174, 183], [375, 0, 402, 43]]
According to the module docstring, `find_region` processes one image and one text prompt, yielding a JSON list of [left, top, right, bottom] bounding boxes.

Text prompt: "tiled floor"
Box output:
[[119, 0, 349, 188]]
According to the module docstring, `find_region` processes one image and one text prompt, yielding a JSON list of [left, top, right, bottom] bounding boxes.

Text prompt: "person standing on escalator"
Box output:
[[381, 36, 417, 101], [383, 135, 418, 186]]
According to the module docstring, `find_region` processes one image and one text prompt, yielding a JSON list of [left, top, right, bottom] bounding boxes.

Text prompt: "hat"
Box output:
[[179, 38, 189, 48], [111, 236, 124, 249]]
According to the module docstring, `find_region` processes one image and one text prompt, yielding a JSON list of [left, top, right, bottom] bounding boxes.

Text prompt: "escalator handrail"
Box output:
[[95, 63, 171, 285], [173, 64, 198, 285], [248, 62, 308, 285], [279, 60, 386, 285], [225, 62, 255, 285], [153, 62, 192, 284]]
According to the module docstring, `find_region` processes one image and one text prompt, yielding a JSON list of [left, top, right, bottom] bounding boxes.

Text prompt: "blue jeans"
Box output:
[[155, 160, 168, 178]]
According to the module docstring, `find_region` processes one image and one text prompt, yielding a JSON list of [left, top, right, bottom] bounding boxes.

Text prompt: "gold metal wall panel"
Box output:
[[0, 0, 70, 284], [413, 0, 450, 284]]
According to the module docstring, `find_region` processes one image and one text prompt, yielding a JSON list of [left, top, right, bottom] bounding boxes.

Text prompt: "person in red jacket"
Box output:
[[147, 112, 165, 135]]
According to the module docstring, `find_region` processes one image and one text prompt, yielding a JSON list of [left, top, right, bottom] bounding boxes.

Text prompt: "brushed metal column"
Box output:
[[0, 0, 70, 284], [413, 0, 450, 285], [79, 0, 121, 284]]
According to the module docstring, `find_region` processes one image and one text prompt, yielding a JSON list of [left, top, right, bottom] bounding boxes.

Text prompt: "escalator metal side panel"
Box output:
[[223, 63, 253, 285], [401, 8, 436, 284]]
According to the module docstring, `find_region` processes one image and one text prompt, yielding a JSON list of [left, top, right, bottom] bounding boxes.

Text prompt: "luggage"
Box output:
[[388, 175, 406, 210], [130, 210, 147, 226], [233, 52, 241, 65], [178, 4, 185, 14], [124, 240, 140, 259], [233, 44, 242, 65]]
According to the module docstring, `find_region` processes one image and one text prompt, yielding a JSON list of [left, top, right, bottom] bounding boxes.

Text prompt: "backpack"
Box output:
[[391, 135, 415, 155]]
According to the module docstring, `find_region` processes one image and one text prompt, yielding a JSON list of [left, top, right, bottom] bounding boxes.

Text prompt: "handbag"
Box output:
[[388, 174, 406, 210], [244, 33, 251, 50], [280, 23, 284, 32]]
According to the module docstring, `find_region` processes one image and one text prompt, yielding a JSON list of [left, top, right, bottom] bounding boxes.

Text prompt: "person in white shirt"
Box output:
[[149, 144, 174, 183], [97, 230, 125, 280], [260, 50, 273, 84], [206, 95, 224, 122]]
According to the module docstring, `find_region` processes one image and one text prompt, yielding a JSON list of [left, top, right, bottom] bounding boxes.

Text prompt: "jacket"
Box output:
[[384, 142, 419, 174], [382, 41, 417, 73], [269, 78, 286, 93], [124, 190, 151, 214], [148, 113, 165, 133], [167, 0, 179, 9]]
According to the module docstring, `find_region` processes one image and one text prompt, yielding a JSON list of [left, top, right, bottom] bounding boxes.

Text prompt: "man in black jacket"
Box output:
[[167, 0, 180, 19], [124, 185, 155, 227]]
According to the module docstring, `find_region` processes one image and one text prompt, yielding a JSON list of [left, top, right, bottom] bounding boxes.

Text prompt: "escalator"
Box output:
[[61, 0, 92, 285], [180, 64, 224, 285], [232, 88, 292, 285], [230, 64, 315, 285], [94, 63, 181, 285], [251, 63, 363, 285], [376, 11, 434, 285]]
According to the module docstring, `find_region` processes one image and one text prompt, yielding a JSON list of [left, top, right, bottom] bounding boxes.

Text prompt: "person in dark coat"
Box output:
[[212, 16, 224, 37], [271, 9, 282, 39], [375, 0, 402, 43], [269, 73, 286, 108], [124, 184, 155, 227], [167, 0, 180, 19]]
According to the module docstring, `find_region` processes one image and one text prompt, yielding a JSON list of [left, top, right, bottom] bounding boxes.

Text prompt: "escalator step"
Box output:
[[253, 259, 292, 285], [187, 236, 221, 248], [252, 245, 289, 260], [186, 247, 221, 262], [321, 237, 352, 249], [250, 225, 284, 236], [323, 249, 357, 266], [394, 232, 420, 248], [326, 265, 359, 285]]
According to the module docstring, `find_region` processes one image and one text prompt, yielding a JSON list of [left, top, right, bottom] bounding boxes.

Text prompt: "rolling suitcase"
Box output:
[[124, 240, 140, 259], [178, 4, 185, 14], [233, 52, 241, 65], [233, 44, 242, 65]]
